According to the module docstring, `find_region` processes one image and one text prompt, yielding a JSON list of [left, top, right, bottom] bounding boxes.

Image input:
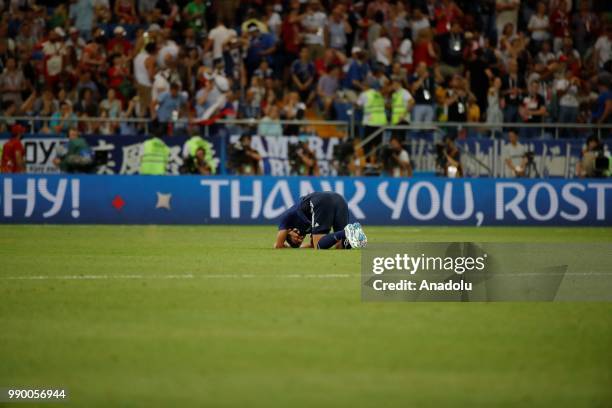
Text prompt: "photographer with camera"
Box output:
[[229, 134, 262, 175], [289, 138, 320, 176], [576, 135, 610, 178], [381, 135, 412, 177], [181, 134, 216, 175], [502, 129, 528, 177], [53, 128, 95, 174], [436, 135, 463, 177]]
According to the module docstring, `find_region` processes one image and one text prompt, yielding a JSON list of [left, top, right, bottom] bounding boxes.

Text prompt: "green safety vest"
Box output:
[[185, 136, 216, 174], [140, 137, 170, 175], [364, 89, 387, 126], [391, 90, 409, 125]]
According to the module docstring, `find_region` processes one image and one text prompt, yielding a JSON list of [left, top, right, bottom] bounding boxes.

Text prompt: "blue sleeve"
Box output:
[[278, 205, 296, 230]]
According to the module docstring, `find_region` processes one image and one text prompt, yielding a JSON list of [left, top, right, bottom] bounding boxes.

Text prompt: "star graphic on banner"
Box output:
[[156, 192, 172, 210]]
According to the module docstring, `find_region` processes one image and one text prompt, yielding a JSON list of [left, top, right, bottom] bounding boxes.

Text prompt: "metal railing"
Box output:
[[2, 115, 610, 138], [0, 116, 350, 138]]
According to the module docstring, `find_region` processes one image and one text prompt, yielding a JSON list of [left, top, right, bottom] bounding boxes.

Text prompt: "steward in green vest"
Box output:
[[359, 82, 387, 126], [184, 135, 216, 174], [390, 80, 415, 125], [140, 136, 170, 175]]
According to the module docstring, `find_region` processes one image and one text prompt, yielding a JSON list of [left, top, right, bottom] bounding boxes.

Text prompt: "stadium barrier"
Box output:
[[0, 131, 606, 178], [1, 174, 610, 226]]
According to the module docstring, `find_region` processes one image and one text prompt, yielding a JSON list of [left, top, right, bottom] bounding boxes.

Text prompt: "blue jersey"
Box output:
[[278, 192, 349, 235], [278, 202, 312, 236]]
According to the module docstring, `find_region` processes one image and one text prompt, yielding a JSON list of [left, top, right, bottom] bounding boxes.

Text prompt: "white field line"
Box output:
[[0, 273, 353, 281]]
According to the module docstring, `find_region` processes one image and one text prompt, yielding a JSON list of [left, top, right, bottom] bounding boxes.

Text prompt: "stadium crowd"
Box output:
[[0, 0, 610, 136], [0, 0, 611, 178]]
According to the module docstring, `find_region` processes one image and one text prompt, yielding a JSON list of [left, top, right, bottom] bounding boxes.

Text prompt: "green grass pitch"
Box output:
[[0, 226, 611, 407]]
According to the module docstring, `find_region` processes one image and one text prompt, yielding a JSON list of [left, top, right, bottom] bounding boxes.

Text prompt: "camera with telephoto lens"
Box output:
[[434, 142, 446, 174], [332, 141, 354, 175], [593, 144, 610, 178], [228, 137, 255, 173]]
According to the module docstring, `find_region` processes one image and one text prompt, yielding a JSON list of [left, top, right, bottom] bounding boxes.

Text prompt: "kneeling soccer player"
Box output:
[[274, 191, 367, 249]]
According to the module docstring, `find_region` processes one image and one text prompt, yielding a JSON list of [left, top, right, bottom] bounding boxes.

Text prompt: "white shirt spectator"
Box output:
[[503, 141, 526, 177], [267, 12, 282, 35], [157, 40, 179, 69], [302, 11, 327, 46], [554, 78, 579, 107], [373, 36, 392, 66], [42, 40, 67, 76], [133, 50, 152, 86], [528, 14, 550, 41], [536, 51, 556, 65], [398, 38, 413, 65], [208, 24, 237, 60], [410, 17, 430, 41], [392, 150, 410, 177], [152, 71, 170, 102], [594, 34, 611, 69], [496, 0, 519, 38]]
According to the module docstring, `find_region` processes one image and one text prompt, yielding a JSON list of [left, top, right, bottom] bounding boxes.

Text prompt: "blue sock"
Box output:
[[317, 230, 346, 249]]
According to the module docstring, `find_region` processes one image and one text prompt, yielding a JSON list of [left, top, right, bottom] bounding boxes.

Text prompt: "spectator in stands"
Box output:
[[291, 47, 316, 105], [572, 0, 599, 55], [592, 75, 612, 124], [528, 2, 550, 52], [398, 27, 413, 74], [245, 23, 276, 77], [438, 21, 465, 78], [42, 27, 68, 87], [411, 62, 437, 123], [114, 0, 137, 24], [1, 124, 26, 174], [107, 26, 132, 56], [100, 89, 122, 119], [317, 65, 340, 119], [342, 47, 369, 99], [0, 57, 26, 106], [519, 80, 548, 138], [69, 0, 95, 41], [410, 8, 430, 42], [257, 105, 283, 137], [327, 4, 351, 52], [501, 59, 525, 123], [594, 25, 612, 72], [206, 17, 237, 63], [133, 41, 157, 117], [183, 0, 207, 37], [1, 0, 611, 173], [554, 63, 580, 136], [301, 0, 327, 59], [153, 82, 188, 126], [74, 88, 99, 118], [280, 92, 306, 135], [50, 101, 78, 135]]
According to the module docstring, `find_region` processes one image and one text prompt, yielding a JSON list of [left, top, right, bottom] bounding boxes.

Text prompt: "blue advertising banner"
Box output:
[[0, 133, 604, 177], [1, 175, 610, 226]]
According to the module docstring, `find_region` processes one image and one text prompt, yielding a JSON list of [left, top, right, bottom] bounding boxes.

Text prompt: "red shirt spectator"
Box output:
[[1, 125, 26, 174], [106, 27, 133, 55], [413, 29, 437, 67], [550, 1, 570, 39], [434, 0, 462, 36]]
